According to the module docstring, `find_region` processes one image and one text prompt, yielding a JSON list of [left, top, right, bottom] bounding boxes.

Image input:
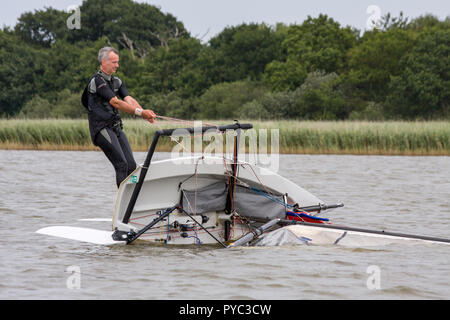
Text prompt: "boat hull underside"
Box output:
[[111, 157, 449, 247], [112, 157, 323, 244]]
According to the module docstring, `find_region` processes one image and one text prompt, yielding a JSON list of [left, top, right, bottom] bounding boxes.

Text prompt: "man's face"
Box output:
[[101, 51, 120, 75]]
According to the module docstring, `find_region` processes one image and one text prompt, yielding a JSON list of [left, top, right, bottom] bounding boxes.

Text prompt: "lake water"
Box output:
[[0, 150, 449, 300]]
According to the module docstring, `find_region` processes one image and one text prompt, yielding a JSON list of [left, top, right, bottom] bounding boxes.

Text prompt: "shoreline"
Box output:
[[1, 143, 448, 156]]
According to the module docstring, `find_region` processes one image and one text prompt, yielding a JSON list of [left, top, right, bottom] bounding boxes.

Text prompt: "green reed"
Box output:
[[273, 121, 450, 155], [0, 119, 448, 155]]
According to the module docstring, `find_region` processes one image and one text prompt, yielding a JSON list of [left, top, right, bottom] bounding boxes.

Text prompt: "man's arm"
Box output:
[[124, 96, 141, 109], [109, 97, 156, 123]]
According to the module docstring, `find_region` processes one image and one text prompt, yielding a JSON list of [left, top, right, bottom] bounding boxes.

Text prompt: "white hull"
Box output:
[[256, 224, 450, 247]]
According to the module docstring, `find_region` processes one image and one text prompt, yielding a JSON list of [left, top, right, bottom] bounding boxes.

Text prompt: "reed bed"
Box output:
[[263, 120, 450, 155], [0, 119, 449, 155]]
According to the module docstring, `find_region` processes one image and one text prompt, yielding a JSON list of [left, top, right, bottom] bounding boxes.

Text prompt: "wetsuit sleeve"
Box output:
[[117, 81, 130, 99], [95, 76, 116, 102]]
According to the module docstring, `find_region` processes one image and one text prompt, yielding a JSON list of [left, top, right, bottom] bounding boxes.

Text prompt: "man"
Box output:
[[82, 46, 156, 188]]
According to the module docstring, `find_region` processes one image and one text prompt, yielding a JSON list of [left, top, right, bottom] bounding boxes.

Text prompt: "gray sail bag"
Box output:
[[233, 185, 286, 220], [181, 181, 228, 214]]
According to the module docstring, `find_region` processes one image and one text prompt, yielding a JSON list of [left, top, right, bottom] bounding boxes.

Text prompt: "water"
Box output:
[[0, 150, 449, 300]]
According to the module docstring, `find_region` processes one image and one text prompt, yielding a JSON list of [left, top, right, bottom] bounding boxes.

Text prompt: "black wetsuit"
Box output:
[[85, 70, 137, 188]]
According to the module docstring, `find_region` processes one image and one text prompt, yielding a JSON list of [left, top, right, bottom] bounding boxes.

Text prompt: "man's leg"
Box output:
[[117, 130, 137, 176], [95, 128, 130, 188]]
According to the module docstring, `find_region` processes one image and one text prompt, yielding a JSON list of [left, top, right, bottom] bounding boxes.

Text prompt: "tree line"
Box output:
[[0, 0, 448, 120]]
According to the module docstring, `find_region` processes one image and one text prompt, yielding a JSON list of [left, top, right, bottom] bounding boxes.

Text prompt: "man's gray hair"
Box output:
[[98, 47, 119, 63]]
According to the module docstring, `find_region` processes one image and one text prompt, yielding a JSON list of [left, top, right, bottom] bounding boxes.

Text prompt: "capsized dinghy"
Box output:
[[37, 122, 450, 247]]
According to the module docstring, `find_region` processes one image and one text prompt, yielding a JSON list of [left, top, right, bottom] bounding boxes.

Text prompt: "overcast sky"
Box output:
[[1, 0, 448, 40]]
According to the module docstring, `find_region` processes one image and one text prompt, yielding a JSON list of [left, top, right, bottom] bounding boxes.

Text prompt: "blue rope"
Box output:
[[248, 186, 294, 209], [166, 213, 170, 245], [188, 235, 202, 244]]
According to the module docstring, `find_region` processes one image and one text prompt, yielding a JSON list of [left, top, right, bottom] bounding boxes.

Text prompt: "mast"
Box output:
[[224, 121, 241, 240]]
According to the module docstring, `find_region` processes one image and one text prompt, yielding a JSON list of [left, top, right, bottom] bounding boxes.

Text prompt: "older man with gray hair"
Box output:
[[82, 46, 156, 188]]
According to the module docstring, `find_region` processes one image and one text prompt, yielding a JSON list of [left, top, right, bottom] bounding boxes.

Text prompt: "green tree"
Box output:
[[407, 14, 447, 31], [239, 90, 301, 120], [196, 80, 266, 119], [137, 37, 203, 97], [14, 7, 69, 46], [0, 30, 47, 116], [282, 14, 357, 73], [263, 59, 307, 92], [242, 72, 351, 120], [18, 95, 53, 118], [387, 27, 450, 119], [37, 40, 86, 99], [206, 23, 284, 82], [19, 90, 85, 118], [51, 89, 86, 118], [346, 28, 416, 102], [14, 0, 188, 50], [145, 91, 197, 119], [294, 72, 349, 120], [264, 15, 357, 91], [72, 0, 188, 49]]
